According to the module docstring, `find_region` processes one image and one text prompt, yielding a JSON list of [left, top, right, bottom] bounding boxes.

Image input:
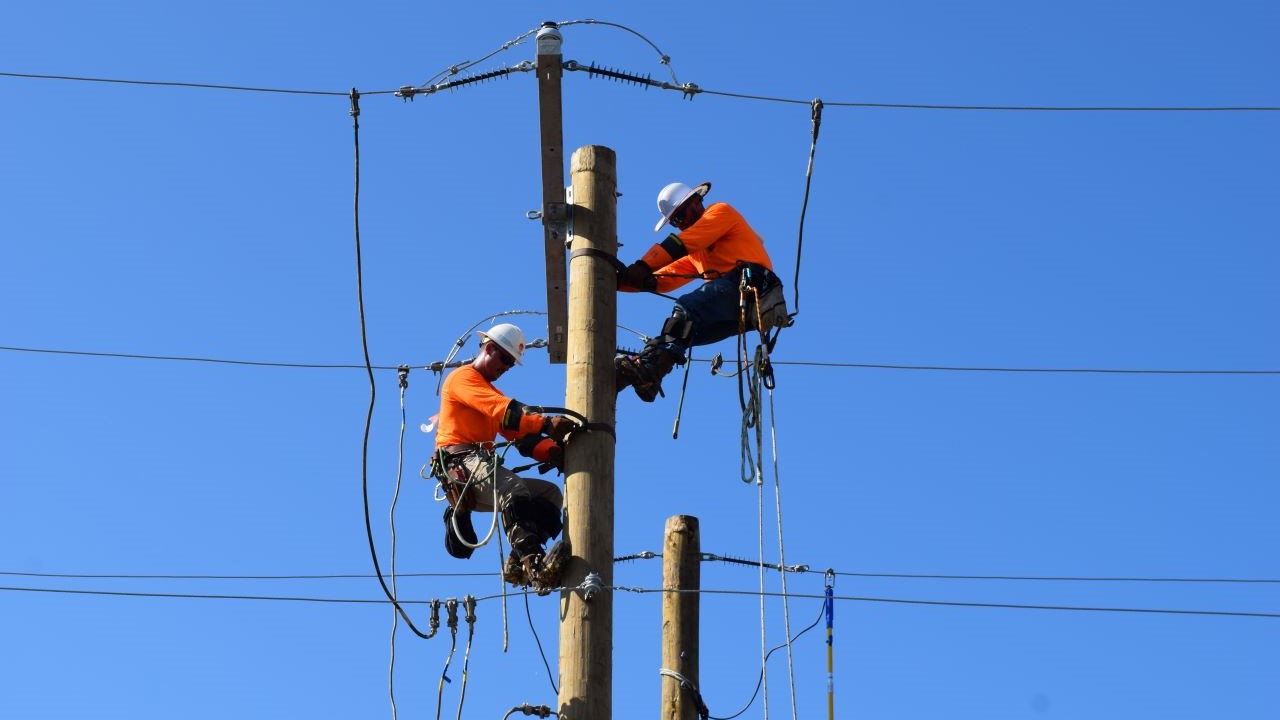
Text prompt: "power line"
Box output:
[[5, 345, 1277, 376], [0, 570, 489, 580], [5, 583, 1277, 619], [7, 565, 1278, 584], [700, 86, 1280, 111], [6, 69, 1277, 112], [758, 360, 1280, 375], [618, 553, 1280, 584], [0, 71, 397, 96], [0, 345, 389, 370], [826, 570, 1280, 584], [0, 585, 417, 604], [615, 587, 1280, 619]]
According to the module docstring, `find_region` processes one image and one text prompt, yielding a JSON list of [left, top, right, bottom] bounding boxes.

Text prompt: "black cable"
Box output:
[[524, 590, 559, 695], [0, 345, 396, 369], [9, 566, 1277, 584], [8, 69, 1277, 111], [702, 358, 1280, 375], [8, 345, 1276, 375], [696, 86, 1280, 112], [0, 570, 491, 580], [0, 585, 425, 604], [623, 587, 1280, 619], [0, 70, 398, 96], [349, 89, 435, 640], [792, 99, 822, 318], [826, 570, 1280, 584], [6, 584, 1278, 618], [709, 600, 826, 720]]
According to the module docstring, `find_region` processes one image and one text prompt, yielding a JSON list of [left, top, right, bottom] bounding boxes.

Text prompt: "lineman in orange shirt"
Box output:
[[431, 323, 574, 590], [616, 181, 785, 401]]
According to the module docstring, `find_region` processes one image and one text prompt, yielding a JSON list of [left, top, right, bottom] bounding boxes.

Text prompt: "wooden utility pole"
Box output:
[[535, 21, 568, 364], [558, 145, 618, 719], [661, 515, 702, 720]]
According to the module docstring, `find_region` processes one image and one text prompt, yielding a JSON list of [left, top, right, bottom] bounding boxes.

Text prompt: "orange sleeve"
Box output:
[[652, 256, 699, 293], [436, 367, 544, 447]]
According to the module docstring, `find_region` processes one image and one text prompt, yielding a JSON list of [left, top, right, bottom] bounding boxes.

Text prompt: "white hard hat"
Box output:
[[477, 323, 526, 365], [654, 181, 711, 231]]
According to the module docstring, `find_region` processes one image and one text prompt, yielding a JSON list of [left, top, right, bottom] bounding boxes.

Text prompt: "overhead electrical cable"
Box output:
[[6, 345, 1276, 375], [10, 566, 1278, 584], [613, 586, 1280, 619], [0, 70, 397, 96], [5, 584, 1277, 619], [348, 89, 436, 641], [5, 68, 1276, 111]]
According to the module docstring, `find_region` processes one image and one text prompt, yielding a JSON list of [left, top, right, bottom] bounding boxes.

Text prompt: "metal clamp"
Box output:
[[579, 571, 605, 601]]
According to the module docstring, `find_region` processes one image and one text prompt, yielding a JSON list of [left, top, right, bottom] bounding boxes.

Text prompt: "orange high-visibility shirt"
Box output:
[[633, 202, 773, 294], [435, 365, 544, 448]]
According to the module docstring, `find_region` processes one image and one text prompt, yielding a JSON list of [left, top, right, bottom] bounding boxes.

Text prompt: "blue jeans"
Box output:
[[661, 264, 781, 354]]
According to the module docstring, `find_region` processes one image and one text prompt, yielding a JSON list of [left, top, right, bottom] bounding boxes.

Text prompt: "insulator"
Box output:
[[445, 597, 459, 630]]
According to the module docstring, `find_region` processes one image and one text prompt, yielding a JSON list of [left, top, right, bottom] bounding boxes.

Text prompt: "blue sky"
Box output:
[[3, 2, 1278, 718]]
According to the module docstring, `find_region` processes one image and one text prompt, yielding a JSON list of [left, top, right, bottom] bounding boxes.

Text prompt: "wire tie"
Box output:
[[397, 364, 410, 389], [348, 88, 360, 117]]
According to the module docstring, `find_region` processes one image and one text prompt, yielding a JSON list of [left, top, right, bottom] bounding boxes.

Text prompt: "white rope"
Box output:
[[444, 453, 503, 550], [768, 385, 799, 720], [498, 524, 510, 652], [756, 383, 771, 720]]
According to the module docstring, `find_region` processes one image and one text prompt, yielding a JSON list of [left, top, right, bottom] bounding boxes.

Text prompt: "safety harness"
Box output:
[[427, 409, 611, 559]]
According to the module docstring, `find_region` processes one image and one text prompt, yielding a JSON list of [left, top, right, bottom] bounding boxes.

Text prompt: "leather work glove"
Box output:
[[542, 415, 576, 444], [618, 260, 656, 291], [514, 433, 542, 458], [537, 444, 564, 474]]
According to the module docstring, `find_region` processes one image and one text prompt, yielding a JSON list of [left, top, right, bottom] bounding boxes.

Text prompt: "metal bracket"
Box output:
[[563, 185, 575, 248]]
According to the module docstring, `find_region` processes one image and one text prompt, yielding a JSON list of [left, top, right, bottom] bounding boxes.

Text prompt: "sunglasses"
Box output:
[[491, 344, 517, 367]]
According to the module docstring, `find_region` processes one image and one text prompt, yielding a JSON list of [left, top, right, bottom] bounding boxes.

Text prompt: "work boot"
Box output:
[[502, 551, 528, 587], [535, 538, 568, 591], [618, 348, 683, 402], [614, 354, 638, 394], [521, 553, 554, 596]]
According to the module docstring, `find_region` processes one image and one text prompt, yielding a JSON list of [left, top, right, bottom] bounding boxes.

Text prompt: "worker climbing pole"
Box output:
[[426, 321, 578, 595], [615, 180, 788, 404]]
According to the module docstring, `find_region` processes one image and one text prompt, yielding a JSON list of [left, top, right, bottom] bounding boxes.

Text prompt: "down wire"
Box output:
[[350, 88, 434, 640], [387, 367, 412, 720], [708, 600, 827, 720]]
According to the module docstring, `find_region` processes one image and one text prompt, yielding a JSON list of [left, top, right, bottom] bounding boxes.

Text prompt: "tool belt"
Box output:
[[431, 443, 495, 511], [738, 263, 790, 334]]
